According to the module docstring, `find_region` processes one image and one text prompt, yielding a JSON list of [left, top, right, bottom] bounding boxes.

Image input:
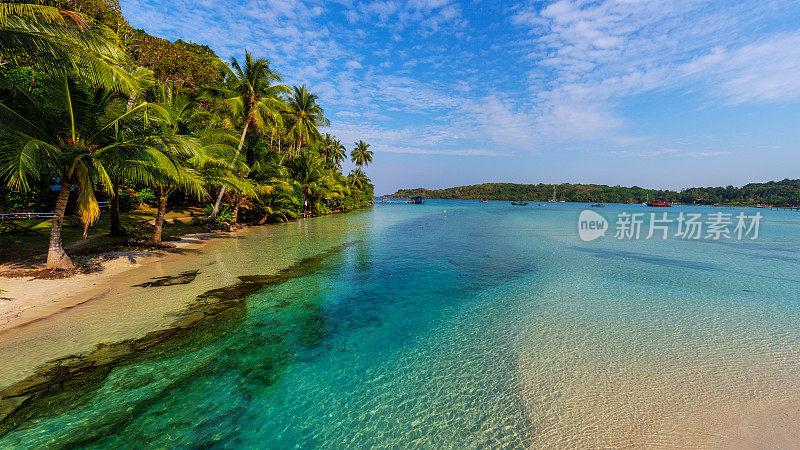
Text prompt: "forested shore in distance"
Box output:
[[0, 1, 375, 270], [388, 179, 800, 206]]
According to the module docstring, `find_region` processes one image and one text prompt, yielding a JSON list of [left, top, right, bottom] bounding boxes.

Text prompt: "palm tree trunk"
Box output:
[[47, 181, 74, 269], [279, 147, 291, 165], [210, 120, 250, 219], [126, 92, 137, 112], [109, 180, 125, 236], [279, 136, 301, 166], [152, 188, 168, 244], [231, 194, 242, 224]]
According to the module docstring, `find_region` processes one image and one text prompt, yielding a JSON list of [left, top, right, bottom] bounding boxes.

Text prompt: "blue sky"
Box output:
[[121, 0, 800, 194]]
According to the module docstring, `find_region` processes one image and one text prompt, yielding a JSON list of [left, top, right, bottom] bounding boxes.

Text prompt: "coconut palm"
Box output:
[[108, 67, 157, 236], [204, 50, 289, 219], [282, 85, 329, 164], [347, 167, 371, 191], [147, 153, 206, 244], [285, 150, 334, 213], [350, 140, 373, 168], [257, 181, 298, 223], [0, 76, 193, 268], [320, 133, 335, 166], [332, 138, 347, 170], [144, 83, 240, 243], [0, 2, 136, 93]]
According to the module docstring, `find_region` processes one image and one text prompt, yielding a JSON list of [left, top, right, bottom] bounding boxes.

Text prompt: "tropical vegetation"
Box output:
[[0, 0, 375, 270], [389, 180, 800, 206]]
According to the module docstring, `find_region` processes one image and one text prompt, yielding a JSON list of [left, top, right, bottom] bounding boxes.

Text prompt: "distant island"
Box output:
[[386, 179, 800, 206]]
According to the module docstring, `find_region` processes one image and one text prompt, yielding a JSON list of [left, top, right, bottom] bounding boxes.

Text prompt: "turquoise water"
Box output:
[[5, 201, 800, 447]]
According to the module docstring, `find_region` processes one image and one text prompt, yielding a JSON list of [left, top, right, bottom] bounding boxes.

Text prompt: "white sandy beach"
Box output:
[[0, 232, 238, 387]]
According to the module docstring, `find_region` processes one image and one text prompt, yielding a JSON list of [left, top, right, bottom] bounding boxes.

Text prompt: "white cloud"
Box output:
[[122, 0, 800, 164], [345, 60, 363, 69], [682, 34, 800, 104], [342, 0, 467, 34], [511, 0, 800, 142]]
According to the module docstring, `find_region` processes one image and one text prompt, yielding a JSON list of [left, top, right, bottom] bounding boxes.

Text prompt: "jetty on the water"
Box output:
[[372, 196, 425, 204]]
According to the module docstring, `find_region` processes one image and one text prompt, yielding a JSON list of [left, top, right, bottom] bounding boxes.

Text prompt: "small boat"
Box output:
[[646, 201, 672, 207], [511, 201, 528, 206], [479, 199, 488, 203], [590, 203, 605, 207], [411, 196, 426, 204]]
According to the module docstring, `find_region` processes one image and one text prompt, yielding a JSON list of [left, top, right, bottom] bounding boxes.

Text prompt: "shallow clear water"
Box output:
[[4, 201, 800, 447]]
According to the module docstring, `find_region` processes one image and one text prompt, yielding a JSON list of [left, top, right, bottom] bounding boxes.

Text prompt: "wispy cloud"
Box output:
[[122, 0, 800, 171], [511, 0, 800, 141], [339, 0, 467, 34]]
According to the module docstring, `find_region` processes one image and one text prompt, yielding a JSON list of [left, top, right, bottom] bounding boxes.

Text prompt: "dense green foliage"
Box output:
[[390, 179, 800, 206], [0, 0, 374, 268]]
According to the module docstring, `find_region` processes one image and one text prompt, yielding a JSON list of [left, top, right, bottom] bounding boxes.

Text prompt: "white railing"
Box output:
[[0, 212, 54, 220], [0, 203, 109, 221]]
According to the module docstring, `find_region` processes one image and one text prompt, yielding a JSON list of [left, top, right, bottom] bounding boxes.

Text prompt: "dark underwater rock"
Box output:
[[133, 270, 199, 288]]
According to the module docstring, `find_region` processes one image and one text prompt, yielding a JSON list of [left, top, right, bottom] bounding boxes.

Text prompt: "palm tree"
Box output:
[[332, 138, 347, 170], [285, 150, 334, 213], [350, 140, 373, 167], [347, 168, 370, 190], [147, 153, 206, 244], [0, 76, 191, 268], [109, 67, 157, 236], [246, 143, 297, 223], [320, 133, 335, 166], [204, 50, 288, 219], [255, 177, 297, 223], [144, 83, 239, 243], [282, 85, 329, 164], [0, 2, 136, 93]]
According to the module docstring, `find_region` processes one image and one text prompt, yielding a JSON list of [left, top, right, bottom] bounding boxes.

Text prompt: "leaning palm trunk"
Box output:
[[278, 136, 300, 166], [47, 181, 75, 269], [209, 120, 250, 220], [152, 188, 168, 244], [278, 147, 290, 165]]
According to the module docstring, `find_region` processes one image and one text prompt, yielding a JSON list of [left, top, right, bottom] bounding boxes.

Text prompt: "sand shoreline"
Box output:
[[0, 206, 369, 390], [0, 229, 248, 388], [0, 232, 224, 332]]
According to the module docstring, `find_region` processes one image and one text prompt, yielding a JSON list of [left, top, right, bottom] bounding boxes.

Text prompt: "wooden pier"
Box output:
[[372, 196, 425, 204], [371, 199, 415, 204]]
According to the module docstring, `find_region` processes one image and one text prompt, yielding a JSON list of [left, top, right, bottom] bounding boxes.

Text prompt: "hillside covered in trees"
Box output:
[[388, 179, 800, 206]]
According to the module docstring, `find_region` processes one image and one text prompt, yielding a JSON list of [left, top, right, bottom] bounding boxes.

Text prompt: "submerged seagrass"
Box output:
[[0, 242, 358, 442], [3, 202, 800, 447]]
